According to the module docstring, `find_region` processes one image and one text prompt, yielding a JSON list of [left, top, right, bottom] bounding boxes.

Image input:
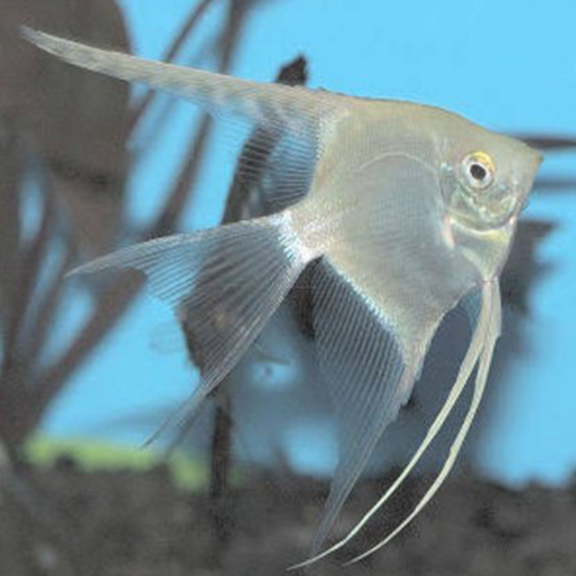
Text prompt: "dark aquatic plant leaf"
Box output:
[[513, 133, 576, 152], [512, 133, 576, 195], [0, 0, 131, 256], [0, 0, 133, 448], [500, 219, 556, 316], [0, 129, 25, 330], [533, 176, 576, 194]]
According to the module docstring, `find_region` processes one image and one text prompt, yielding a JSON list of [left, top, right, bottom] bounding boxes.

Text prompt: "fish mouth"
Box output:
[[446, 184, 518, 232]]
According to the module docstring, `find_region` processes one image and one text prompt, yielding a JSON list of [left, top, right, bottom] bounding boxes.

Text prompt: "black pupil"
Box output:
[[469, 163, 487, 181]]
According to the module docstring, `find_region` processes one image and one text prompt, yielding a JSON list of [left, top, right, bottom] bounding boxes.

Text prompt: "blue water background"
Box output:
[[41, 0, 576, 486]]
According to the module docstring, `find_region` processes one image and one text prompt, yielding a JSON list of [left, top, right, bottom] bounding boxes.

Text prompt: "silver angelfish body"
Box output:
[[24, 28, 542, 566]]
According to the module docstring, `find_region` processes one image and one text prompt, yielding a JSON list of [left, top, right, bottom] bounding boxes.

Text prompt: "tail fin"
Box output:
[[71, 212, 309, 427]]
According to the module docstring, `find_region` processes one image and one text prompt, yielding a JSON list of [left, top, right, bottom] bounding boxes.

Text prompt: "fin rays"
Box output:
[[71, 215, 308, 437], [308, 260, 409, 555], [291, 281, 501, 569], [22, 27, 340, 214]]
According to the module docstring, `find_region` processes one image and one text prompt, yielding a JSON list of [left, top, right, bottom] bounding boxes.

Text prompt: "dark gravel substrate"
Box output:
[[1, 461, 575, 576]]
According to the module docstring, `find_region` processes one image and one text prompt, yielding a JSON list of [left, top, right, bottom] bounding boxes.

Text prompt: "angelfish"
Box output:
[[24, 28, 542, 566]]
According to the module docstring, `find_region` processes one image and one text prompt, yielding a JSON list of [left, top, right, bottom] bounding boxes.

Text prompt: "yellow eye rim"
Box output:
[[461, 151, 495, 190]]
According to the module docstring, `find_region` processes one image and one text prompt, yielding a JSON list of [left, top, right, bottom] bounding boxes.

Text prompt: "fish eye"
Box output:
[[461, 151, 495, 190]]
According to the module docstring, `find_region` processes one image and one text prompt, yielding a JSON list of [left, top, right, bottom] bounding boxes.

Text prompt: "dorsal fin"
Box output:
[[22, 27, 348, 212]]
